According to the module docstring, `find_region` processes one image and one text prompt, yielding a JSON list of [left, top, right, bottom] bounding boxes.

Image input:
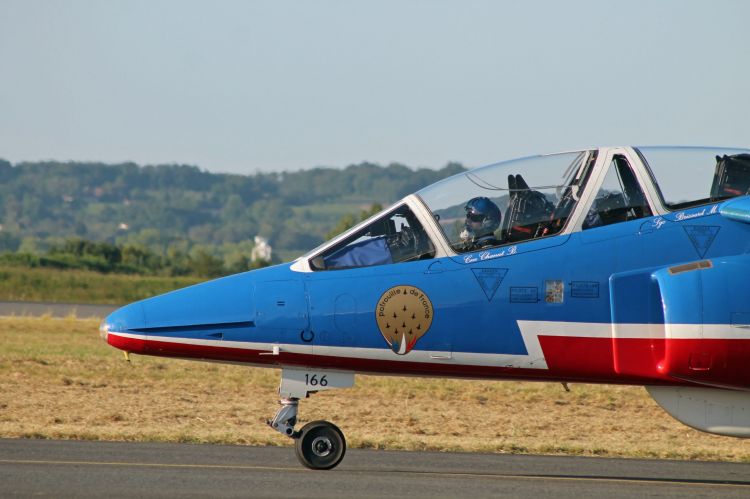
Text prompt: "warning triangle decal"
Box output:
[[683, 225, 720, 258], [471, 268, 508, 301]]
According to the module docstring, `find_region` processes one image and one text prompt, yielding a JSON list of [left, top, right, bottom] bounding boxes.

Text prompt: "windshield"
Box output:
[[637, 146, 750, 209], [417, 150, 596, 253]]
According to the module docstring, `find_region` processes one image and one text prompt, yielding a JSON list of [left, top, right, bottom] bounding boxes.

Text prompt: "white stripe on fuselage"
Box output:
[[109, 322, 749, 370]]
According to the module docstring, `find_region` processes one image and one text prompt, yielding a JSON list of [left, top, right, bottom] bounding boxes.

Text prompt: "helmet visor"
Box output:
[[465, 212, 485, 223]]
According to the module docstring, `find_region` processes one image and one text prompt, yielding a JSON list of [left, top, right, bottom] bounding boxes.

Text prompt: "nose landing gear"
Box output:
[[267, 368, 354, 470]]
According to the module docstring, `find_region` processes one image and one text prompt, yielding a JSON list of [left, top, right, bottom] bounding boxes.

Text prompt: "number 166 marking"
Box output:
[[304, 374, 328, 387]]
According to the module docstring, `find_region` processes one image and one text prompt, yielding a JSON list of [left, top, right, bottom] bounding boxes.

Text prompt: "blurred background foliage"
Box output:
[[0, 158, 464, 277]]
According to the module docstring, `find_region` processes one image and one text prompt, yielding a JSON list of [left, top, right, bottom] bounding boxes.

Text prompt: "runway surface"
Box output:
[[0, 300, 117, 318], [1, 439, 748, 498]]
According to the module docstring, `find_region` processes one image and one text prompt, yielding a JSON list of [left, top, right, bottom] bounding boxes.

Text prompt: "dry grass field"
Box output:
[[1, 316, 749, 462]]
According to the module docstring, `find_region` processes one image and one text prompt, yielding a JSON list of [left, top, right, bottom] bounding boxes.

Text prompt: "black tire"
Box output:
[[294, 420, 346, 470]]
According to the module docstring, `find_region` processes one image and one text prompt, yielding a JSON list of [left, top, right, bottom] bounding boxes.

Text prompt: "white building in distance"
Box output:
[[251, 236, 272, 262]]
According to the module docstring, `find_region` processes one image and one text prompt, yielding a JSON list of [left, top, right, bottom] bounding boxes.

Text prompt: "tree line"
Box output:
[[0, 237, 271, 278], [0, 158, 464, 266]]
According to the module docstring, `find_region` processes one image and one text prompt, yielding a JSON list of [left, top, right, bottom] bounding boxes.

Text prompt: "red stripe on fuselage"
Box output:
[[539, 336, 750, 389], [107, 333, 147, 353], [107, 333, 750, 389]]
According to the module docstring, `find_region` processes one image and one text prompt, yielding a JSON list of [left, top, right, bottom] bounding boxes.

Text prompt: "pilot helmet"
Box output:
[[463, 196, 501, 239]]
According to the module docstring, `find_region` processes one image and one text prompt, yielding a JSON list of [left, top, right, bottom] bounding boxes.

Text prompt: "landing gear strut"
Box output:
[[268, 397, 299, 437], [267, 368, 354, 470]]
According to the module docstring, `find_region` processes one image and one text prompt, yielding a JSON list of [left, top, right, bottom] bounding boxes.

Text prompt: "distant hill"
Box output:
[[0, 158, 464, 261]]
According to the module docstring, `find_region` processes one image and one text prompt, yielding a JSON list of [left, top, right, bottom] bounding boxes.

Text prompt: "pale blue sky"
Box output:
[[0, 0, 748, 173]]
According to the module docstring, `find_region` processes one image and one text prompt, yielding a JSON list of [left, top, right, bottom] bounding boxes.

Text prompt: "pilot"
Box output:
[[460, 196, 501, 250]]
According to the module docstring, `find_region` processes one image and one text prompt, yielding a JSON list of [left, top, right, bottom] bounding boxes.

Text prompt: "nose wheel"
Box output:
[[268, 368, 355, 470], [267, 397, 347, 470], [294, 420, 346, 470]]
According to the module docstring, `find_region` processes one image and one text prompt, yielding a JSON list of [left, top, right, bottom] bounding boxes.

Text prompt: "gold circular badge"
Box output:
[[375, 285, 433, 355]]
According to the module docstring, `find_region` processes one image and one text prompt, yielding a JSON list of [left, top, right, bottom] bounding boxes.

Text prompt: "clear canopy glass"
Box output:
[[636, 146, 750, 209], [417, 150, 596, 253]]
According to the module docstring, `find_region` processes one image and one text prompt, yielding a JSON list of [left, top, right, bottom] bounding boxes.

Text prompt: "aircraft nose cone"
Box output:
[[100, 302, 147, 352], [99, 265, 282, 356], [98, 319, 109, 341]]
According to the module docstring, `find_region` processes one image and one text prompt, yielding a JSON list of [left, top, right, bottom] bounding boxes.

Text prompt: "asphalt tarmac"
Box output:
[[1, 439, 748, 498]]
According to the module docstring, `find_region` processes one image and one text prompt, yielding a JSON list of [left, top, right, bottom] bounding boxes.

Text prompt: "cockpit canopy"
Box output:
[[418, 150, 598, 253], [300, 146, 750, 271], [637, 146, 750, 209]]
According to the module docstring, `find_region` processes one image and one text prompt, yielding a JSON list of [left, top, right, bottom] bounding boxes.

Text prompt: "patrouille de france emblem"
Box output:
[[375, 285, 433, 355]]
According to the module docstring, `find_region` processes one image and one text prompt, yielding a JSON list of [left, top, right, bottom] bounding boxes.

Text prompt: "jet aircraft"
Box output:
[[101, 146, 750, 470]]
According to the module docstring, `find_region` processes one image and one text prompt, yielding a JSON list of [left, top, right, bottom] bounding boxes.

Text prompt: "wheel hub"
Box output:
[[311, 436, 333, 457]]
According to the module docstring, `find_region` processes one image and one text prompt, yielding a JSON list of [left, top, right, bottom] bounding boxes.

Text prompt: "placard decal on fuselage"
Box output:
[[683, 225, 720, 258], [375, 285, 433, 355], [510, 287, 539, 303], [471, 268, 508, 301], [570, 281, 599, 299], [545, 280, 564, 304]]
